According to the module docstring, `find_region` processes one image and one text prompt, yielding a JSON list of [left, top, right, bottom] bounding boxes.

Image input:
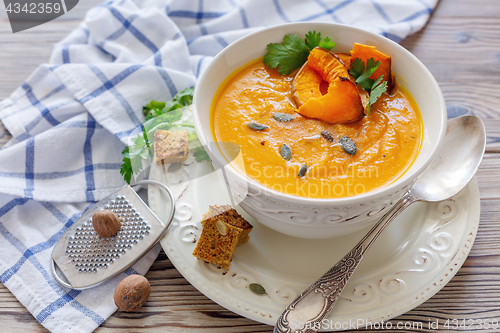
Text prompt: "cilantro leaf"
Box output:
[[193, 147, 211, 163], [263, 34, 311, 76], [120, 146, 144, 184], [319, 37, 335, 50], [264, 31, 337, 76], [366, 76, 388, 115], [365, 58, 380, 78], [305, 31, 322, 50], [173, 87, 194, 106], [349, 58, 388, 116], [305, 31, 336, 51], [349, 57, 380, 91], [143, 100, 165, 119], [143, 87, 194, 121], [120, 152, 133, 185], [348, 58, 366, 79], [120, 87, 211, 184], [144, 100, 165, 112]]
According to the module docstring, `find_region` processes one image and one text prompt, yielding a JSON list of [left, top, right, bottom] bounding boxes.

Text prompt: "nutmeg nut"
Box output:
[[114, 274, 151, 312], [92, 209, 121, 238]]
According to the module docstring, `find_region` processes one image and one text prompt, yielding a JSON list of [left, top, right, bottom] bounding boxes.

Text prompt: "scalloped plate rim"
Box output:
[[149, 162, 480, 329]]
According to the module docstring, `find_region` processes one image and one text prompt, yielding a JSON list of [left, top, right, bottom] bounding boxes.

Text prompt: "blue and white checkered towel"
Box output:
[[0, 0, 438, 332]]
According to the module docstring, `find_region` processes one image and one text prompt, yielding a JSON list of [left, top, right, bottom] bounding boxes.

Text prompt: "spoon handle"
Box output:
[[274, 193, 415, 333]]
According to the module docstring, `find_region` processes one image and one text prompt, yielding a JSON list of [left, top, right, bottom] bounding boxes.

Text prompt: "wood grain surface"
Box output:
[[1, 0, 500, 332]]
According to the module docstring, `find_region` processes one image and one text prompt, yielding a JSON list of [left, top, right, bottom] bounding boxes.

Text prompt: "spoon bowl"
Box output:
[[274, 115, 486, 333], [411, 115, 486, 202]]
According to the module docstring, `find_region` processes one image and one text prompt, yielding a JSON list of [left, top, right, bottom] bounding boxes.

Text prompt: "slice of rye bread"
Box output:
[[192, 219, 242, 270], [153, 129, 189, 163], [193, 205, 253, 269], [201, 205, 253, 245]]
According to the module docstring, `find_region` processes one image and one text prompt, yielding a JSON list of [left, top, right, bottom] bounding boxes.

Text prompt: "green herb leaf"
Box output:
[[263, 34, 311, 76], [366, 76, 388, 115], [305, 31, 336, 51], [145, 100, 166, 112], [305, 31, 322, 50], [349, 57, 380, 91], [349, 58, 388, 116], [319, 36, 335, 50], [264, 31, 336, 76], [120, 151, 133, 185], [173, 87, 194, 106], [143, 100, 165, 119], [348, 58, 365, 79], [193, 147, 211, 163], [121, 87, 198, 184], [143, 87, 194, 121], [120, 146, 144, 184]]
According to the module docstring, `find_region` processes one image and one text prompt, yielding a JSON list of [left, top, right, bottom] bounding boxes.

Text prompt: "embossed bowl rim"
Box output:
[[193, 22, 447, 207]]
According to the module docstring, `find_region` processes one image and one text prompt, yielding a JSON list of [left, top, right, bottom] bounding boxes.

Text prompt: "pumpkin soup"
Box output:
[[211, 56, 421, 199]]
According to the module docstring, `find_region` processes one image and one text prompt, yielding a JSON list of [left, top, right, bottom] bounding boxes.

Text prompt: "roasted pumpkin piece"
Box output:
[[350, 43, 393, 89], [335, 52, 351, 68], [307, 47, 350, 83], [291, 62, 323, 107], [296, 77, 364, 124], [292, 47, 365, 123]]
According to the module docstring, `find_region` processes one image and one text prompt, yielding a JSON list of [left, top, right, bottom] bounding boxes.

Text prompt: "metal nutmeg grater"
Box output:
[[51, 180, 175, 289]]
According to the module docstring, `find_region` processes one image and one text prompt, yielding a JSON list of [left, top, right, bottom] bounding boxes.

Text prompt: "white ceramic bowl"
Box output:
[[193, 22, 447, 239]]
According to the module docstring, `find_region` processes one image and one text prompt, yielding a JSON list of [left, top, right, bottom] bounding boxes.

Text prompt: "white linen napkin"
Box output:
[[0, 0, 438, 332]]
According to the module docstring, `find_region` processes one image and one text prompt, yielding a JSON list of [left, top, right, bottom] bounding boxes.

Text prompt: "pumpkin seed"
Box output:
[[249, 283, 267, 296], [216, 220, 227, 235], [298, 164, 308, 177], [168, 163, 182, 172], [273, 113, 294, 122], [280, 144, 292, 161], [321, 130, 335, 143], [340, 136, 357, 155], [247, 122, 268, 131]]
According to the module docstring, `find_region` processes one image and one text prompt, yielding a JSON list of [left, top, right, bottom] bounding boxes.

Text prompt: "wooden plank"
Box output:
[[433, 0, 500, 18], [469, 199, 500, 257], [476, 154, 500, 200], [0, 0, 103, 99]]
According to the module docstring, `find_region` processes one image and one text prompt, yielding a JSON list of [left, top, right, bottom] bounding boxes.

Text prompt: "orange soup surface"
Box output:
[[212, 59, 422, 199]]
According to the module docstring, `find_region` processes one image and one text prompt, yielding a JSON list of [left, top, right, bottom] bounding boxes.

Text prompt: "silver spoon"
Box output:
[[274, 115, 486, 333]]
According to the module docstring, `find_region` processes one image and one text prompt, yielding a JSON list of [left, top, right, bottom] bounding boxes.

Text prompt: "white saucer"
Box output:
[[148, 156, 479, 329]]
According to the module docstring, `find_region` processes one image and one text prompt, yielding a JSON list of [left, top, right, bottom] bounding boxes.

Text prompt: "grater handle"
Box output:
[[51, 258, 73, 289], [130, 179, 176, 230]]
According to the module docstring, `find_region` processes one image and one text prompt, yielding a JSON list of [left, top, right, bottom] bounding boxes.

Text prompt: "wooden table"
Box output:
[[2, 0, 500, 331]]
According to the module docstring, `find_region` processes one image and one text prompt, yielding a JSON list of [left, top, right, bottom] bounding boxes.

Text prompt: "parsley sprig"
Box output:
[[264, 31, 336, 76], [120, 87, 210, 184], [349, 58, 388, 115]]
